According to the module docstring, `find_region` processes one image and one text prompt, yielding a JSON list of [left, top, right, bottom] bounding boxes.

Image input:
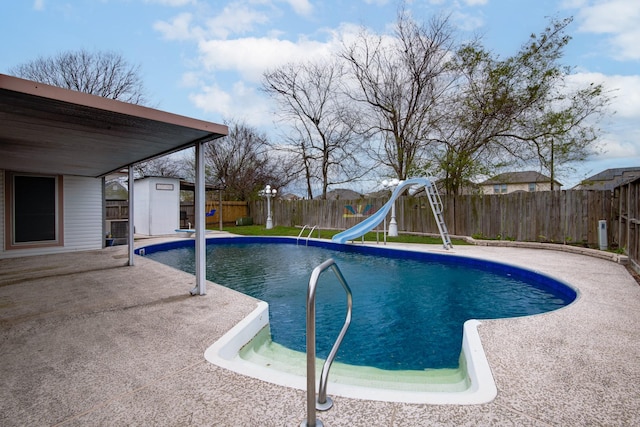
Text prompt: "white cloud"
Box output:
[[189, 80, 273, 126], [33, 0, 45, 11], [451, 10, 485, 31], [595, 135, 640, 159], [424, 0, 487, 31], [363, 0, 390, 5], [197, 35, 336, 82], [573, 0, 640, 60], [603, 75, 640, 118], [154, 4, 275, 41], [576, 0, 638, 33], [154, 12, 204, 41], [179, 71, 201, 88], [187, 23, 363, 127], [205, 5, 270, 39], [607, 28, 640, 61], [561, 71, 640, 167], [189, 83, 233, 116], [285, 0, 313, 17], [560, 0, 588, 8], [569, 72, 640, 118], [144, 0, 196, 6]]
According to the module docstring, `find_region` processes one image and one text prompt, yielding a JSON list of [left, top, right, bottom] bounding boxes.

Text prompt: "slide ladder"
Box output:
[[332, 177, 453, 249], [425, 183, 453, 249]]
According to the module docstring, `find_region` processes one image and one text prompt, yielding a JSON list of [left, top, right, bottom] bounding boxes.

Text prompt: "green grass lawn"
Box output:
[[218, 225, 469, 246]]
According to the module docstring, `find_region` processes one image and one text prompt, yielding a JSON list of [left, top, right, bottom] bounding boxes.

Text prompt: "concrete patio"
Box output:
[[1, 237, 639, 426]]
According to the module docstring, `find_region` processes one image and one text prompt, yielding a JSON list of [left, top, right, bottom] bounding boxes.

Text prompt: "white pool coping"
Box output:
[[204, 301, 497, 405]]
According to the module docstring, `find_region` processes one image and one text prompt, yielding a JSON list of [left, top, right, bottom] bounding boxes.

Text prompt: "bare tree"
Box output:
[[203, 120, 295, 201], [10, 49, 150, 105], [262, 59, 370, 199], [10, 48, 172, 175], [132, 156, 186, 179], [340, 11, 455, 181]]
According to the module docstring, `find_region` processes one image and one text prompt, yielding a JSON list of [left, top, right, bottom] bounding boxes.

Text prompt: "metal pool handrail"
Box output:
[[296, 225, 309, 245], [305, 225, 318, 245], [297, 225, 319, 245], [301, 258, 353, 427]]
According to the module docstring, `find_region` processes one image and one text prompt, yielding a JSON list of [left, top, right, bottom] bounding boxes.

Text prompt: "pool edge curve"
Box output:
[[204, 301, 498, 405]]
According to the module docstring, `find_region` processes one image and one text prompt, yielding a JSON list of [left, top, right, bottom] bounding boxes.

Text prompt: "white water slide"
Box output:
[[331, 177, 453, 249]]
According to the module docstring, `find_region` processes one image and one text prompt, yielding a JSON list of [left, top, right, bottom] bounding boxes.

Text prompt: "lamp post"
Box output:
[[260, 184, 277, 229], [382, 178, 401, 237]]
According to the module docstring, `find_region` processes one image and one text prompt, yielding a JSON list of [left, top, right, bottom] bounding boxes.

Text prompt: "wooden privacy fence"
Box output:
[[446, 190, 614, 245], [106, 200, 128, 220], [107, 189, 636, 261], [180, 201, 249, 227], [615, 178, 640, 272], [105, 200, 250, 227], [249, 190, 620, 248]]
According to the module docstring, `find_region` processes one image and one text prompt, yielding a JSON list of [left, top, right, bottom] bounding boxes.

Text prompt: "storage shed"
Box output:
[[134, 177, 181, 236]]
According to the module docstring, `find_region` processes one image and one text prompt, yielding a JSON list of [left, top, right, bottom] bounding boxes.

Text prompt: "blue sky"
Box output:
[[1, 0, 639, 189]]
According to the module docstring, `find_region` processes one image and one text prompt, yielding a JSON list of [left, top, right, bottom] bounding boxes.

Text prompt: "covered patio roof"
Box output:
[[0, 73, 226, 289], [0, 73, 227, 177]]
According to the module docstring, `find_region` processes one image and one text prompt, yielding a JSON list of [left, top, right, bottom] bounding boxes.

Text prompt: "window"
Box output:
[[493, 184, 507, 194], [5, 172, 64, 249], [528, 182, 536, 192]]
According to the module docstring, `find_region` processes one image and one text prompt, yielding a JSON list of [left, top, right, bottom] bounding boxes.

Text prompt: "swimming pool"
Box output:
[[142, 237, 575, 372]]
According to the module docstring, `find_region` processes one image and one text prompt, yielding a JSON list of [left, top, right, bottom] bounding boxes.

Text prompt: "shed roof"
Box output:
[[0, 74, 227, 177]]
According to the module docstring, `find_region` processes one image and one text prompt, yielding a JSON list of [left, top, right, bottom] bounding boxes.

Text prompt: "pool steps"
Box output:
[[205, 302, 498, 405]]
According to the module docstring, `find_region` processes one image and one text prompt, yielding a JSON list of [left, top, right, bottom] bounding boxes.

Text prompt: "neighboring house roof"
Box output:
[[279, 193, 300, 201], [365, 189, 389, 198], [0, 73, 227, 178], [480, 171, 562, 186], [574, 167, 640, 191], [105, 180, 128, 200], [324, 188, 364, 200]]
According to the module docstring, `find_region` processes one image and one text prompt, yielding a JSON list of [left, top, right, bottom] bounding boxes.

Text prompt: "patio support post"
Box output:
[[191, 141, 206, 295], [128, 165, 135, 266]]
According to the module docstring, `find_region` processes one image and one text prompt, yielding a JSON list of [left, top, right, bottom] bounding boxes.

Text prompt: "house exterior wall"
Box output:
[[0, 171, 103, 258], [63, 176, 104, 251], [480, 181, 558, 194], [134, 179, 151, 235], [134, 177, 179, 236]]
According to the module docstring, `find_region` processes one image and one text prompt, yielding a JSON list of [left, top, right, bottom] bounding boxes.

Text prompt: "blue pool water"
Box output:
[[140, 237, 576, 370]]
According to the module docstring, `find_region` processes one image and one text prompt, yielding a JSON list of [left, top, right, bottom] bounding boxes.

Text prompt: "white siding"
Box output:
[[0, 174, 103, 259], [63, 176, 103, 250]]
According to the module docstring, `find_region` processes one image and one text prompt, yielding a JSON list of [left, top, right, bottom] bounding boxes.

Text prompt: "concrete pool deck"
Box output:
[[1, 235, 639, 426]]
